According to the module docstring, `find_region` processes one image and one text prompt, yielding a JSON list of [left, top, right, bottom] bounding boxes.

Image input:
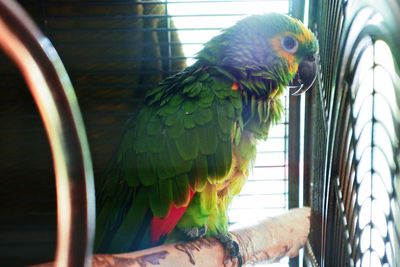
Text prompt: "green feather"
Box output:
[[199, 183, 217, 212], [183, 100, 198, 114], [198, 124, 218, 155], [193, 108, 213, 125], [263, 100, 268, 122], [216, 105, 234, 134], [230, 91, 242, 110], [146, 117, 162, 135], [123, 149, 139, 187], [197, 72, 210, 81], [145, 85, 163, 99], [217, 128, 231, 142], [225, 102, 235, 118], [213, 80, 232, 99], [234, 125, 242, 146], [183, 82, 202, 98], [188, 154, 208, 192], [165, 113, 179, 126], [167, 116, 184, 138], [182, 75, 196, 85], [95, 190, 126, 252], [137, 153, 157, 186], [157, 103, 180, 116], [148, 179, 173, 217], [207, 140, 231, 183], [166, 138, 193, 174], [135, 107, 152, 135], [156, 140, 177, 179], [198, 90, 215, 108], [250, 95, 257, 119], [237, 132, 257, 161], [183, 114, 196, 129], [145, 134, 166, 153], [135, 137, 147, 154], [175, 127, 199, 160], [172, 175, 190, 207], [208, 66, 236, 81], [108, 189, 148, 252], [169, 94, 184, 107], [206, 154, 218, 183], [257, 101, 263, 122], [254, 78, 265, 90]]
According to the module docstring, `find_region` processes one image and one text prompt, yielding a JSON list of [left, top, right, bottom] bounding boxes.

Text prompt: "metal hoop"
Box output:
[[0, 1, 95, 266]]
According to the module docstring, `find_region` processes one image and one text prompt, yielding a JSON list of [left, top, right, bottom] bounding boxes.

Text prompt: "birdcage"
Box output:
[[0, 0, 399, 266]]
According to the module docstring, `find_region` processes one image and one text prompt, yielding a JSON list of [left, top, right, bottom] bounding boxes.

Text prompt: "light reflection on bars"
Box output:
[[350, 40, 398, 267]]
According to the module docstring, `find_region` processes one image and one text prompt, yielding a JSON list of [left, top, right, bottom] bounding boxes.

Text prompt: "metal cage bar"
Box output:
[[306, 0, 400, 266]]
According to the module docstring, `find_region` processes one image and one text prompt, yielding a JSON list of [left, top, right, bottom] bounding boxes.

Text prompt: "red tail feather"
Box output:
[[151, 190, 195, 244]]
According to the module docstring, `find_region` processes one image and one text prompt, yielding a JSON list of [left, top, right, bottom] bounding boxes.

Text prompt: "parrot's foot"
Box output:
[[216, 233, 243, 267], [181, 225, 208, 239]]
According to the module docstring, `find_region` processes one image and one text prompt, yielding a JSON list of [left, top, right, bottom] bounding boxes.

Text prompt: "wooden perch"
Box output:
[[35, 207, 310, 267]]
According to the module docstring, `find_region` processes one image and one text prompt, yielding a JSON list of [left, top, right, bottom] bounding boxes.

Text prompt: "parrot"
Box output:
[[94, 12, 318, 259]]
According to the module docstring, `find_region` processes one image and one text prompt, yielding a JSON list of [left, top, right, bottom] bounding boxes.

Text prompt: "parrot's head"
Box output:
[[200, 13, 319, 95]]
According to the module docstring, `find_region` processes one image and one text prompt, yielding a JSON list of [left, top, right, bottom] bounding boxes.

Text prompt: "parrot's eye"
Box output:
[[281, 36, 299, 54]]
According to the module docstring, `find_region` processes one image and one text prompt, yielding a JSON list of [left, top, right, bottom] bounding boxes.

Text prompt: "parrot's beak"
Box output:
[[289, 55, 317, 96]]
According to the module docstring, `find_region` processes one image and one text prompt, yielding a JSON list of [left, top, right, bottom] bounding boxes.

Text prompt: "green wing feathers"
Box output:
[[95, 67, 242, 251], [141, 67, 242, 209]]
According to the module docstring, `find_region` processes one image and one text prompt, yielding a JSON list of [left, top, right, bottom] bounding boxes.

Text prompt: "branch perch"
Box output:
[[35, 207, 310, 267]]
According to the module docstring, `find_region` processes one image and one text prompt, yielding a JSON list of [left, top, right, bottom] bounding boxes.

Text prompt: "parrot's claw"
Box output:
[[216, 233, 243, 267], [181, 225, 208, 239]]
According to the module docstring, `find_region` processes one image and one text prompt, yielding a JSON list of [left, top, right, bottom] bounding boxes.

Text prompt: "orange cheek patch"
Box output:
[[270, 36, 298, 76]]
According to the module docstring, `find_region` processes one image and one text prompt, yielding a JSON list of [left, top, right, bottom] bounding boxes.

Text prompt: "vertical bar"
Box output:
[[289, 1, 306, 266], [288, 95, 301, 210], [288, 2, 306, 203], [288, 94, 301, 267], [290, 0, 305, 21], [164, 0, 173, 72]]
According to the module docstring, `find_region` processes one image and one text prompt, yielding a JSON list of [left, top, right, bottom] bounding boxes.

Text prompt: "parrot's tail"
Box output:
[[150, 190, 195, 244]]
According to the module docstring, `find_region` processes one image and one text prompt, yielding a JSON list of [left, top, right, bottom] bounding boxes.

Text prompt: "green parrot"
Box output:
[[95, 12, 318, 257]]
